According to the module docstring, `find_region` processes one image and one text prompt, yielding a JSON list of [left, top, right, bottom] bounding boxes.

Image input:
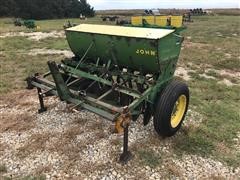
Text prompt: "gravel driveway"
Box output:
[[0, 90, 239, 179]]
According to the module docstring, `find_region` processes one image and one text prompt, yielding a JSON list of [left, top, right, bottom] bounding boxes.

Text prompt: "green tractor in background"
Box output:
[[14, 18, 37, 29]]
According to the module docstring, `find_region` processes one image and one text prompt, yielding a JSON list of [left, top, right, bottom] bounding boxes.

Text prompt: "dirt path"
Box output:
[[175, 64, 240, 86], [28, 49, 74, 58], [0, 31, 65, 41]]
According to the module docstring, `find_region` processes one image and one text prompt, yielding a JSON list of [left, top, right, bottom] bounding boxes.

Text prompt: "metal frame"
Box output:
[[27, 43, 173, 163]]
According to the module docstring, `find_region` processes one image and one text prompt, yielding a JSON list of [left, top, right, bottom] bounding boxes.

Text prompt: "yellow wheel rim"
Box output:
[[170, 95, 187, 128]]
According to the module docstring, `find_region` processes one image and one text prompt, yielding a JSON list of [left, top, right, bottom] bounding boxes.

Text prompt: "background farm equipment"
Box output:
[[79, 14, 86, 20], [14, 19, 37, 29], [27, 24, 189, 163], [130, 15, 184, 29], [63, 20, 78, 29], [190, 8, 207, 16], [183, 12, 193, 22], [144, 9, 161, 16], [101, 15, 119, 21]]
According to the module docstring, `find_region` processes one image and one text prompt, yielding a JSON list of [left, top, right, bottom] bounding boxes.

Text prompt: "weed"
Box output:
[[137, 149, 161, 168], [17, 133, 50, 158], [205, 70, 219, 78], [1, 177, 12, 180], [20, 175, 46, 180], [165, 162, 183, 177], [0, 164, 7, 173]]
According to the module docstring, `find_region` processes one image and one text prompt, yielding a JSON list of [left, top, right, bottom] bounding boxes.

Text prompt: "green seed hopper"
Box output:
[[27, 24, 189, 163]]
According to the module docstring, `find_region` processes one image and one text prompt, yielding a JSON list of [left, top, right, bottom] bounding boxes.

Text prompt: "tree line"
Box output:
[[0, 0, 95, 19]]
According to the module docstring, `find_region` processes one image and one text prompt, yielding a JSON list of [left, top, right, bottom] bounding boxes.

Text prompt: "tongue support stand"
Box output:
[[119, 107, 133, 164]]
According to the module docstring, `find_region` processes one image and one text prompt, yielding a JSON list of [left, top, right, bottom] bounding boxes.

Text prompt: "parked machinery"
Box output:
[[27, 23, 189, 163], [131, 15, 184, 28], [14, 19, 37, 29]]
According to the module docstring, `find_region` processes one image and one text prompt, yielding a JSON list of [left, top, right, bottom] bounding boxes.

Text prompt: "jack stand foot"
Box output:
[[38, 107, 47, 114], [119, 151, 133, 164]]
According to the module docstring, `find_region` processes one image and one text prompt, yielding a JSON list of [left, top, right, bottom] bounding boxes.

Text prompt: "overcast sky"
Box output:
[[87, 0, 240, 10]]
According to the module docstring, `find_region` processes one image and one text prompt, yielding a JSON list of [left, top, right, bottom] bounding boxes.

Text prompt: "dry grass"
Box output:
[[47, 126, 85, 157], [35, 165, 52, 175], [137, 149, 161, 168], [215, 142, 231, 154], [0, 112, 35, 132], [208, 175, 226, 180], [183, 41, 211, 49], [85, 120, 105, 132], [212, 8, 240, 16], [0, 164, 7, 173], [0, 143, 8, 153], [0, 90, 37, 133], [62, 125, 83, 140], [0, 89, 37, 107], [165, 161, 183, 177], [47, 121, 108, 157], [17, 133, 50, 158]]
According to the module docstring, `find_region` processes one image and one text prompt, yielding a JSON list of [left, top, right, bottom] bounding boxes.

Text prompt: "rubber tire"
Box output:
[[153, 80, 189, 137]]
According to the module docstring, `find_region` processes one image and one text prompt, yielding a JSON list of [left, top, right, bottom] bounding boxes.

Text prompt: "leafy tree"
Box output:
[[0, 0, 95, 19], [0, 0, 18, 17]]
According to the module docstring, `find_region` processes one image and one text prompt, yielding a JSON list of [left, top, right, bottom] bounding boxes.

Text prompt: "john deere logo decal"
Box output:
[[136, 49, 156, 56]]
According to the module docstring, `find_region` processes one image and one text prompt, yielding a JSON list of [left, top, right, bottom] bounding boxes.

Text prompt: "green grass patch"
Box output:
[[183, 16, 240, 43], [37, 38, 69, 50], [1, 177, 12, 180], [173, 79, 240, 167], [1, 174, 46, 180], [0, 18, 26, 33], [137, 149, 161, 168], [0, 17, 113, 33], [20, 175, 46, 180], [0, 37, 34, 51], [0, 36, 69, 52], [205, 70, 220, 78], [0, 164, 7, 173], [175, 132, 215, 156], [0, 53, 62, 94], [181, 16, 240, 71]]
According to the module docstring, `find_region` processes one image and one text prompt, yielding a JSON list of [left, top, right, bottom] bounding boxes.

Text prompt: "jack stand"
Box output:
[[37, 87, 47, 113], [119, 123, 133, 164], [119, 107, 133, 164]]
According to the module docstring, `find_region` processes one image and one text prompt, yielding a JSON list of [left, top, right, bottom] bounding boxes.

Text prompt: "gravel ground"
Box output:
[[0, 90, 239, 179]]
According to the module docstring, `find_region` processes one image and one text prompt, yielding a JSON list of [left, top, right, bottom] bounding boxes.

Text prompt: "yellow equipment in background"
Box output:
[[155, 16, 168, 26], [131, 16, 143, 26], [142, 16, 155, 25], [131, 15, 183, 28], [170, 16, 183, 27]]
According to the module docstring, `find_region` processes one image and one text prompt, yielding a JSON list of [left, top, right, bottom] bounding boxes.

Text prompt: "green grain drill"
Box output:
[[27, 24, 189, 163]]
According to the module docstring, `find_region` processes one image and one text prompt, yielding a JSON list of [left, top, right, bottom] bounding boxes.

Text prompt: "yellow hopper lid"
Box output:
[[67, 24, 174, 39]]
